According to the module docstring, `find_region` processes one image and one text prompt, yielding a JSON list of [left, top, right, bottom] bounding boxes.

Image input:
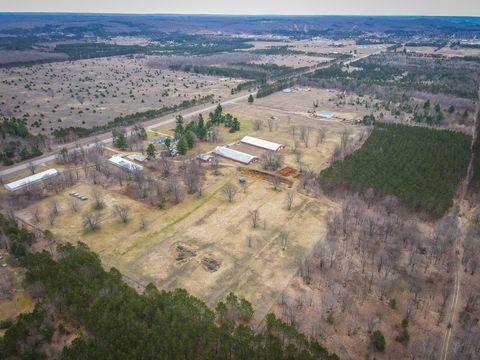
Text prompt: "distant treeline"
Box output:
[[305, 53, 480, 100], [319, 122, 471, 217], [0, 118, 46, 165], [249, 46, 304, 55], [170, 62, 305, 81], [256, 80, 295, 98], [52, 94, 214, 140]]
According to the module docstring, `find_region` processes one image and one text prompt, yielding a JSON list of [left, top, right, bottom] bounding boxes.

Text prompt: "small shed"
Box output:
[[196, 153, 214, 163]]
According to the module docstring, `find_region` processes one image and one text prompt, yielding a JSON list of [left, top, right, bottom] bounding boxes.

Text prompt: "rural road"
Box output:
[[0, 92, 253, 177], [0, 46, 385, 179], [439, 88, 479, 360]]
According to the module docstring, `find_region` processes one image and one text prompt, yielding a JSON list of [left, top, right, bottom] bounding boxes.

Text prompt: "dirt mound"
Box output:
[[277, 166, 297, 177], [202, 254, 222, 272], [170, 243, 197, 261]]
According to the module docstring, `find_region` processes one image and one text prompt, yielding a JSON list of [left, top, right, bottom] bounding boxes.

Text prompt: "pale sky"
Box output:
[[0, 0, 479, 16]]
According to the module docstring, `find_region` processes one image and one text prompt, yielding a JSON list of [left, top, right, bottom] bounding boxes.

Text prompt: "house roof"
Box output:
[[241, 136, 284, 151], [108, 155, 144, 171], [4, 168, 59, 191], [214, 146, 258, 164]]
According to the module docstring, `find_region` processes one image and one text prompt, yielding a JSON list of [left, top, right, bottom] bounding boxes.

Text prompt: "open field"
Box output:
[[0, 56, 239, 135], [401, 45, 480, 58], [15, 170, 338, 325]]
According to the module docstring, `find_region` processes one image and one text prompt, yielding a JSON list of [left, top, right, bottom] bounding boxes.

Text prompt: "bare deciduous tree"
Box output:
[[113, 204, 130, 223], [280, 231, 289, 250], [69, 197, 79, 213], [267, 118, 274, 132], [250, 209, 260, 228], [285, 191, 295, 210], [222, 182, 237, 202], [26, 161, 36, 175], [260, 151, 284, 171], [48, 200, 59, 226], [82, 211, 100, 231], [92, 189, 105, 210], [253, 119, 263, 131]]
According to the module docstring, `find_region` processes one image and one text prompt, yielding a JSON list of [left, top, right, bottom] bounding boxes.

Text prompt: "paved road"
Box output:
[[0, 93, 253, 177], [0, 46, 385, 179]]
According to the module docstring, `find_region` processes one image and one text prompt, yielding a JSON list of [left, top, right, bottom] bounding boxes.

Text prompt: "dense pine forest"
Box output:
[[319, 123, 471, 216], [0, 216, 338, 360]]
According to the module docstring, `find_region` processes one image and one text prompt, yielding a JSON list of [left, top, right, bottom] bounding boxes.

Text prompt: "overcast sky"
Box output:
[[0, 0, 479, 16]]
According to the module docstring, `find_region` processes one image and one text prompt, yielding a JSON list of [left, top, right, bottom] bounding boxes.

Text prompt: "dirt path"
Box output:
[[440, 89, 479, 360]]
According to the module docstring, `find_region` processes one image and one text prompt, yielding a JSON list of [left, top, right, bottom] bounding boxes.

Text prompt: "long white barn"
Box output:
[[241, 136, 284, 151], [214, 146, 259, 164], [108, 155, 144, 172], [4, 168, 59, 192]]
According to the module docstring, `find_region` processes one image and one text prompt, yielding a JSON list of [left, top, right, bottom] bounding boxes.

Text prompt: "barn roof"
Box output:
[[214, 146, 258, 164], [4, 168, 59, 192], [241, 136, 284, 151], [108, 155, 144, 172]]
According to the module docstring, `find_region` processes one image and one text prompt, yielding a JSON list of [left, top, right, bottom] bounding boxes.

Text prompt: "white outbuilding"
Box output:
[[108, 155, 143, 172], [4, 168, 59, 192], [213, 146, 259, 164], [241, 136, 285, 151]]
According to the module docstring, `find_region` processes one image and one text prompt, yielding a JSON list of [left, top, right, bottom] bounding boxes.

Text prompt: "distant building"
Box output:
[[213, 146, 259, 164], [316, 111, 334, 119], [108, 155, 143, 172], [149, 135, 171, 144], [196, 153, 214, 163], [241, 136, 285, 151], [4, 168, 59, 192]]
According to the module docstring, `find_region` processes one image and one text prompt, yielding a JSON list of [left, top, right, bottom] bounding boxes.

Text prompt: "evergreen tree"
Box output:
[[196, 114, 206, 140], [112, 129, 127, 149], [185, 131, 196, 149], [175, 115, 184, 139], [248, 94, 254, 103], [146, 144, 156, 159], [370, 330, 385, 351], [177, 137, 188, 155]]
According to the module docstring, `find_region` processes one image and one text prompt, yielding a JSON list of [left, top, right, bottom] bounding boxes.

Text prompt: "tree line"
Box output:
[[0, 221, 338, 360], [52, 94, 214, 141], [319, 122, 472, 217]]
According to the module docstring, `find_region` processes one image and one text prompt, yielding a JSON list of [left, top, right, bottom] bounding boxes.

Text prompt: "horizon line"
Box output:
[[0, 12, 479, 18]]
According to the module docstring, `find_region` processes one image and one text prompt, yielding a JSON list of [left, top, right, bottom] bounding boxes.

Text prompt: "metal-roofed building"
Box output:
[[196, 153, 214, 163], [108, 155, 144, 172], [241, 136, 285, 151], [213, 146, 259, 164], [4, 168, 59, 192], [316, 111, 334, 119], [149, 135, 171, 144]]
